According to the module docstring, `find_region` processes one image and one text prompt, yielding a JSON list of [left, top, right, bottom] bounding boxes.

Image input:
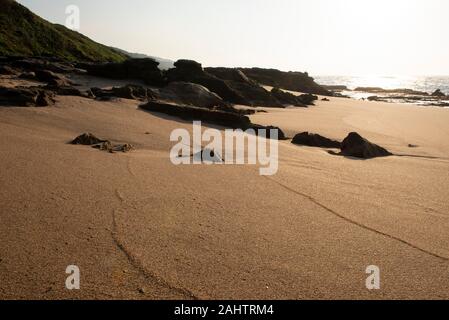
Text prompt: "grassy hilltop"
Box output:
[[0, 0, 126, 62]]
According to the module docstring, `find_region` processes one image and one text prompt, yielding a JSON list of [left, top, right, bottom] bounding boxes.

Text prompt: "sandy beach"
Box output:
[[1, 74, 449, 299]]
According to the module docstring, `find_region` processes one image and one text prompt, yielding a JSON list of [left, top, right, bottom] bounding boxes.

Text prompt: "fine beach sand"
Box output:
[[1, 78, 449, 299]]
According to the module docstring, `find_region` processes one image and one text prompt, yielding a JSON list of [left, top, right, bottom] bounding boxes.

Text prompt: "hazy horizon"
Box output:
[[17, 0, 449, 76]]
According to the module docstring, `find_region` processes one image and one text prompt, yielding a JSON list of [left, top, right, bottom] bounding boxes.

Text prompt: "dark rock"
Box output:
[[168, 61, 289, 107], [140, 100, 251, 129], [205, 67, 253, 83], [341, 132, 392, 159], [321, 98, 330, 101], [150, 82, 227, 108], [225, 80, 282, 107], [297, 93, 318, 105], [18, 72, 37, 80], [322, 85, 350, 91], [270, 87, 307, 107], [71, 133, 106, 145], [174, 59, 203, 72], [0, 65, 17, 75], [35, 70, 72, 86], [247, 124, 286, 140], [91, 85, 149, 100], [11, 58, 78, 74], [355, 87, 429, 96], [166, 60, 246, 105], [292, 132, 341, 148], [431, 89, 446, 97], [81, 58, 164, 86], [45, 85, 93, 98], [0, 86, 55, 107], [36, 90, 56, 106], [239, 68, 331, 96]]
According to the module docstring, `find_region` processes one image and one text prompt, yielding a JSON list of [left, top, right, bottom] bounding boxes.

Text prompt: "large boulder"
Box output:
[[292, 132, 341, 148], [173, 60, 203, 73], [0, 86, 55, 107], [341, 132, 392, 159], [81, 58, 164, 86], [150, 82, 227, 109]]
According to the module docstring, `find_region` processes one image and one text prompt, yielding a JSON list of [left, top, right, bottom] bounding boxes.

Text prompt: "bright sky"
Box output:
[[18, 0, 449, 76]]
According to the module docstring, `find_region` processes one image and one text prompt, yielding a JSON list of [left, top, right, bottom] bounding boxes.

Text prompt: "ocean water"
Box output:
[[315, 75, 449, 94], [315, 75, 449, 99]]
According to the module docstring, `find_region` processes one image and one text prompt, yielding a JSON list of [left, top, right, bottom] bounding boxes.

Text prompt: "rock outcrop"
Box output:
[[140, 100, 285, 139], [91, 85, 150, 101], [140, 100, 251, 129], [81, 58, 164, 86], [34, 70, 73, 86], [239, 68, 331, 96], [0, 65, 17, 75], [0, 86, 55, 107], [270, 87, 307, 107], [45, 85, 94, 98], [431, 89, 446, 97], [292, 132, 341, 148], [340, 132, 392, 159], [166, 60, 247, 105]]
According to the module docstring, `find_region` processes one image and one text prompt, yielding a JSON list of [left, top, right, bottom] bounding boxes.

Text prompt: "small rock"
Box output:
[[292, 132, 341, 148], [341, 132, 392, 159], [71, 133, 105, 145]]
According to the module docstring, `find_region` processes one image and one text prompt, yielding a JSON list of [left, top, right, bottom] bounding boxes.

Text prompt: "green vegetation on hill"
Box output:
[[0, 0, 127, 62]]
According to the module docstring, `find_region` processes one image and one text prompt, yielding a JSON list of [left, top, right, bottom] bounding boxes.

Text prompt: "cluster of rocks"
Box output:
[[80, 58, 324, 108], [0, 86, 55, 107], [238, 68, 331, 96], [71, 133, 133, 153], [291, 131, 392, 159], [79, 58, 164, 86], [0, 57, 91, 107]]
